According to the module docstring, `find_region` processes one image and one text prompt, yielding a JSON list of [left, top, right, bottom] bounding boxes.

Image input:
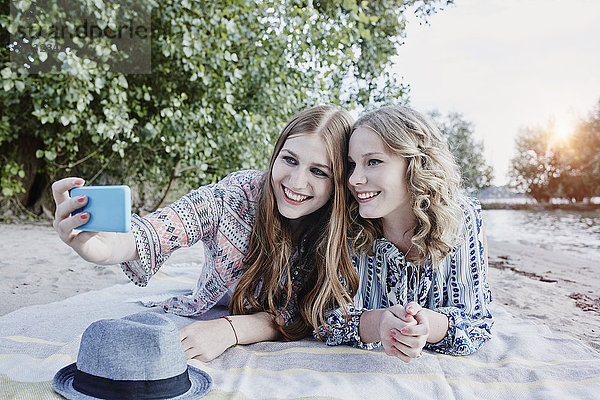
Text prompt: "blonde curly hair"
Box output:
[[349, 105, 463, 267]]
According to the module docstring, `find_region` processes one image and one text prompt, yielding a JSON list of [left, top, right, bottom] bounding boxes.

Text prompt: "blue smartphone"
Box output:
[[70, 185, 131, 232]]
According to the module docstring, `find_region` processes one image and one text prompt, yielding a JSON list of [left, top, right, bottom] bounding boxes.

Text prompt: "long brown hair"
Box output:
[[230, 105, 358, 340], [349, 105, 463, 267]]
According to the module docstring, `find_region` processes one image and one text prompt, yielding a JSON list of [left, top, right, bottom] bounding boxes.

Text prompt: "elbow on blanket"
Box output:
[[427, 314, 494, 356]]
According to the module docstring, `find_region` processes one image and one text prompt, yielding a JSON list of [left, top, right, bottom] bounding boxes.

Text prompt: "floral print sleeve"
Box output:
[[313, 248, 392, 350], [426, 197, 493, 355], [314, 303, 378, 350], [316, 197, 493, 355]]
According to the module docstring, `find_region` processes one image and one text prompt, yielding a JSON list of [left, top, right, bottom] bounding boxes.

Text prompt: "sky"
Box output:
[[392, 0, 600, 185]]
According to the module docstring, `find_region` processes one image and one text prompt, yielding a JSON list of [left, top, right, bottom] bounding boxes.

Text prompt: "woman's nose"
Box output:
[[289, 169, 309, 190], [348, 166, 366, 187]]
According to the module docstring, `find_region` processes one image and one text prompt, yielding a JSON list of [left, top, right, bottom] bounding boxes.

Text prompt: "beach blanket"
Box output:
[[1, 262, 599, 400]]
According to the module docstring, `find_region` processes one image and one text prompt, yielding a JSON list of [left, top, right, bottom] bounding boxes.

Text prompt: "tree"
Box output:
[[430, 111, 493, 193], [509, 125, 559, 202], [0, 0, 454, 215], [567, 99, 600, 200], [509, 102, 600, 203]]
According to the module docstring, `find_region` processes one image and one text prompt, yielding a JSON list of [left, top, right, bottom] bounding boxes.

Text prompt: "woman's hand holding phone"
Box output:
[[52, 178, 138, 265]]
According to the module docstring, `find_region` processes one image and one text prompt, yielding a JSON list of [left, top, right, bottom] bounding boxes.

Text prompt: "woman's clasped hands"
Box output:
[[378, 302, 429, 363]]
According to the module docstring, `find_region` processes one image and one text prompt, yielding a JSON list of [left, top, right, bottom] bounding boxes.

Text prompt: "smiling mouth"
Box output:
[[356, 191, 380, 202], [282, 186, 312, 203]]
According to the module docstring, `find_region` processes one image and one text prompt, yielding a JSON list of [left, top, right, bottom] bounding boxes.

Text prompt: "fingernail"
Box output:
[[406, 307, 413, 313], [77, 196, 86, 203], [80, 212, 88, 219], [390, 330, 396, 337], [75, 179, 84, 186], [401, 328, 409, 334], [404, 314, 412, 319]]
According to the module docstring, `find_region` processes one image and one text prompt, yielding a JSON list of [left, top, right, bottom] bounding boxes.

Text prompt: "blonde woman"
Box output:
[[52, 105, 358, 361], [318, 105, 493, 359]]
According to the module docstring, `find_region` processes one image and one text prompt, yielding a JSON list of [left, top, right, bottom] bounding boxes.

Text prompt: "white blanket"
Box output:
[[1, 263, 599, 399]]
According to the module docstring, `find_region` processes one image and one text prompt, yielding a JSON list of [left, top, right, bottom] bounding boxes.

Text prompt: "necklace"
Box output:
[[385, 225, 417, 257], [404, 241, 414, 256]]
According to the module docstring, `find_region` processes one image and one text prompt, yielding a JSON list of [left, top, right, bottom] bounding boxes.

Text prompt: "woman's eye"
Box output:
[[347, 161, 356, 172], [368, 159, 382, 166], [311, 168, 329, 178], [283, 156, 297, 165]]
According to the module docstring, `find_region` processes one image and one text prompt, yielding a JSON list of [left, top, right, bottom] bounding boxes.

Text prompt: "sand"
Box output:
[[1, 222, 599, 352]]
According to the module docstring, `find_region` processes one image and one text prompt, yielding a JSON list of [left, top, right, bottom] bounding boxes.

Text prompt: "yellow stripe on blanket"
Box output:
[[0, 376, 63, 400], [0, 354, 74, 363], [201, 365, 446, 380], [0, 336, 66, 346], [199, 365, 600, 391], [244, 346, 368, 357], [239, 345, 600, 368], [433, 352, 600, 368]]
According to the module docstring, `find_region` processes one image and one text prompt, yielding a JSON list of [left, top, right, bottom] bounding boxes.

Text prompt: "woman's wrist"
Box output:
[[222, 313, 281, 346], [220, 316, 239, 348], [421, 308, 449, 344], [359, 308, 387, 343]]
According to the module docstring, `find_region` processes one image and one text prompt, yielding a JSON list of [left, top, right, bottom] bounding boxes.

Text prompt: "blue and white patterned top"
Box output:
[[316, 197, 493, 356]]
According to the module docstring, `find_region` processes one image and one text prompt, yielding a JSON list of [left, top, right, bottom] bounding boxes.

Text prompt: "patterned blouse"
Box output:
[[120, 170, 309, 323], [316, 197, 493, 356]]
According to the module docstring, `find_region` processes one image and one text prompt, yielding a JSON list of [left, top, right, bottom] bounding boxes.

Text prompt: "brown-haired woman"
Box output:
[[51, 105, 358, 361]]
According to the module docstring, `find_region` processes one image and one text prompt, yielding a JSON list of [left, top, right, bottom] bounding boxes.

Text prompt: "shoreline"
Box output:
[[486, 238, 599, 352], [480, 202, 600, 211], [1, 222, 599, 353]]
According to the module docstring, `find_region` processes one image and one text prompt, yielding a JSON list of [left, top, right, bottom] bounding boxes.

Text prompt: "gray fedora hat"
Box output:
[[53, 312, 211, 399]]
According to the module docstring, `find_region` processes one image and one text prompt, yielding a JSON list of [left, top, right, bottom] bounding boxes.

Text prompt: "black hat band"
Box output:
[[73, 368, 192, 399]]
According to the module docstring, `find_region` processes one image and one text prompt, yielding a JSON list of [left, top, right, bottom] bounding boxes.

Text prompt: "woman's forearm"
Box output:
[[102, 231, 139, 264], [358, 309, 386, 343], [180, 312, 282, 362], [421, 308, 449, 344], [227, 312, 281, 345]]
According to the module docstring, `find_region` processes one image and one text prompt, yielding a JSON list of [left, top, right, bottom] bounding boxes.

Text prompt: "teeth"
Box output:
[[284, 187, 309, 202], [357, 191, 379, 200]]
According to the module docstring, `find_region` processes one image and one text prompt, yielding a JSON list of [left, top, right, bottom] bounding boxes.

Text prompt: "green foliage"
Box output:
[[430, 111, 493, 193], [0, 0, 453, 213], [1, 159, 26, 198], [509, 99, 600, 202], [509, 125, 558, 202]]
